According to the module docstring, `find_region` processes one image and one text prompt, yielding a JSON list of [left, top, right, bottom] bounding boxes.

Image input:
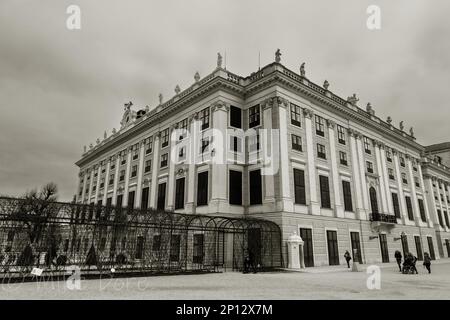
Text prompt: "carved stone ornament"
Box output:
[[276, 96, 289, 107], [326, 119, 335, 129], [211, 100, 228, 112], [300, 62, 306, 77], [302, 108, 314, 119], [217, 52, 223, 68], [347, 94, 359, 106], [387, 116, 392, 125]]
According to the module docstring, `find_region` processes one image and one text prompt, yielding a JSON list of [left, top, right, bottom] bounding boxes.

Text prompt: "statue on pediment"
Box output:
[[96, 138, 100, 145], [104, 131, 107, 140], [409, 127, 414, 137], [112, 128, 117, 135], [399, 121, 404, 131], [347, 93, 359, 106], [300, 62, 306, 77], [387, 116, 392, 125], [275, 49, 281, 63], [83, 145, 86, 153], [124, 101, 132, 111], [159, 93, 163, 105], [194, 71, 200, 82], [175, 85, 180, 95], [217, 52, 223, 68], [323, 80, 329, 90]]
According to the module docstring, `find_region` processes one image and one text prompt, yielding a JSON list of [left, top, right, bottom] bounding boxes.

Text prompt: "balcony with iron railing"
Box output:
[[370, 212, 397, 224]]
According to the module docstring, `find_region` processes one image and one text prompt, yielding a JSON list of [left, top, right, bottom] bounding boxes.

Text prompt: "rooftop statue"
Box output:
[[300, 62, 306, 77], [275, 49, 281, 63], [124, 101, 133, 111], [175, 85, 181, 95], [145, 105, 150, 112], [159, 93, 163, 105], [96, 138, 100, 145], [104, 131, 107, 140], [83, 145, 86, 153], [112, 128, 117, 135], [323, 80, 329, 90], [399, 121, 404, 131], [217, 52, 223, 68], [89, 143, 93, 149], [347, 93, 359, 106], [194, 71, 200, 82], [366, 102, 373, 113], [409, 127, 414, 137], [387, 116, 392, 124]]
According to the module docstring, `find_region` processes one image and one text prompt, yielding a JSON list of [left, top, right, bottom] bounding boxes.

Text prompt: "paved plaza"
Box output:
[[1, 259, 450, 300]]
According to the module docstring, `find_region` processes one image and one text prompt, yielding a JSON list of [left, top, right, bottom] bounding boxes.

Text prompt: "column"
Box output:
[[80, 171, 87, 204], [441, 181, 450, 231], [406, 156, 421, 224], [327, 120, 344, 218], [112, 156, 120, 205], [374, 141, 388, 214], [262, 99, 275, 203], [122, 148, 132, 207], [94, 165, 102, 204], [437, 179, 447, 230], [418, 163, 433, 228], [393, 149, 408, 224], [380, 145, 394, 214], [87, 167, 95, 203], [102, 158, 111, 205], [134, 141, 146, 208], [210, 101, 229, 212], [149, 132, 161, 209], [276, 97, 293, 211], [166, 126, 177, 211], [356, 136, 370, 214], [303, 108, 320, 215], [424, 176, 440, 228], [185, 115, 198, 214], [348, 129, 364, 219]]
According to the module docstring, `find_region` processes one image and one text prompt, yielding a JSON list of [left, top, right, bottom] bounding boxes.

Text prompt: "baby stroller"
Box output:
[[402, 253, 418, 274]]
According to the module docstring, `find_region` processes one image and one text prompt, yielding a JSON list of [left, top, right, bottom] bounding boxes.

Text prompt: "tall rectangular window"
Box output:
[[175, 178, 185, 210], [319, 175, 331, 209], [249, 169, 262, 205], [405, 196, 414, 221], [392, 193, 400, 218], [388, 168, 395, 180], [170, 235, 181, 262], [161, 128, 169, 148], [131, 165, 137, 178], [437, 209, 444, 227], [230, 136, 242, 153], [337, 125, 346, 144], [248, 105, 260, 128], [157, 182, 166, 210], [402, 173, 408, 184], [366, 161, 374, 174], [199, 107, 210, 130], [141, 187, 149, 210], [119, 170, 125, 182], [291, 134, 302, 152], [229, 170, 242, 205], [230, 106, 242, 128], [317, 143, 326, 159], [339, 151, 348, 166], [342, 180, 353, 212], [145, 136, 153, 154], [418, 199, 427, 222], [197, 171, 208, 206], [364, 137, 371, 154], [293, 169, 306, 205], [116, 194, 123, 208], [178, 118, 188, 140], [200, 137, 210, 154], [144, 160, 151, 173], [315, 115, 325, 136], [160, 153, 168, 168], [400, 156, 405, 167], [127, 191, 135, 209], [386, 150, 392, 162], [290, 103, 302, 127], [444, 211, 450, 228], [193, 234, 204, 264]]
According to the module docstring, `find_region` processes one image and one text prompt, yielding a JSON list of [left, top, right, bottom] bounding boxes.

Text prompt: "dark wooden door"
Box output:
[[350, 232, 362, 264], [327, 230, 339, 266], [300, 228, 314, 267], [414, 236, 423, 260], [379, 233, 389, 263], [446, 239, 450, 258], [427, 237, 436, 260], [248, 228, 261, 266]]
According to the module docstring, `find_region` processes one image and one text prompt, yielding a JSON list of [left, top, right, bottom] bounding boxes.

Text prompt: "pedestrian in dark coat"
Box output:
[[394, 250, 402, 272], [423, 252, 432, 274], [344, 250, 352, 268]]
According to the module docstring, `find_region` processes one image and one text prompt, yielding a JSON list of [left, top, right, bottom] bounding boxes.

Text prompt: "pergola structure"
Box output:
[[0, 197, 282, 280]]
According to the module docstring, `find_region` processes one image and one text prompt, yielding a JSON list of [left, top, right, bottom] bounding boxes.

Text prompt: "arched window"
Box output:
[[369, 187, 379, 214]]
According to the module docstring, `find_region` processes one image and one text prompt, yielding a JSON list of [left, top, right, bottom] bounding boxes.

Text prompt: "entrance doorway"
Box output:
[[427, 237, 436, 260], [248, 228, 262, 266], [379, 233, 389, 263], [300, 228, 314, 267], [446, 239, 450, 258], [327, 230, 339, 265], [350, 232, 362, 264], [414, 236, 423, 261], [401, 234, 409, 256]]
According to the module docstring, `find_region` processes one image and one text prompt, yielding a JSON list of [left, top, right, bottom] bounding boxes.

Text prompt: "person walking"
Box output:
[[344, 250, 352, 268], [394, 250, 402, 272], [423, 252, 432, 274]]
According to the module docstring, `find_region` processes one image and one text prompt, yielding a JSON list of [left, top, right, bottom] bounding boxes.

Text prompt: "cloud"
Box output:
[[0, 0, 449, 201]]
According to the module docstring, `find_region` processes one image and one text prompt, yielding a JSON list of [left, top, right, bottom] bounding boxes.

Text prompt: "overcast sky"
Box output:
[[1, 0, 449, 201]]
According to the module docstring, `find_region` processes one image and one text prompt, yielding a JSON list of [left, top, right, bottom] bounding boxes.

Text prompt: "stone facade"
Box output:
[[75, 51, 450, 267]]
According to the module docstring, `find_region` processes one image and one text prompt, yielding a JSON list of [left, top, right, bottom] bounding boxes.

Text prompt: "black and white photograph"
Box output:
[[1, 0, 450, 311]]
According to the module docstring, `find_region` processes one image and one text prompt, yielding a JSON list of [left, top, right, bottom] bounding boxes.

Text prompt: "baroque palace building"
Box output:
[[75, 50, 450, 267]]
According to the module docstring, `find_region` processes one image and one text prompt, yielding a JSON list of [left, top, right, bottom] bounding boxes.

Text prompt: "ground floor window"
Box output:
[[326, 230, 339, 266], [193, 234, 204, 264], [300, 228, 314, 267]]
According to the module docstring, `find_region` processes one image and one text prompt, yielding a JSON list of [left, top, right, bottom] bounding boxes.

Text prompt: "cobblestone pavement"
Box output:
[[1, 259, 449, 299]]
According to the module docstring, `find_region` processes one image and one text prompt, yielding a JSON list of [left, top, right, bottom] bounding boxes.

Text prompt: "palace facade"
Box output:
[[75, 51, 450, 267]]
